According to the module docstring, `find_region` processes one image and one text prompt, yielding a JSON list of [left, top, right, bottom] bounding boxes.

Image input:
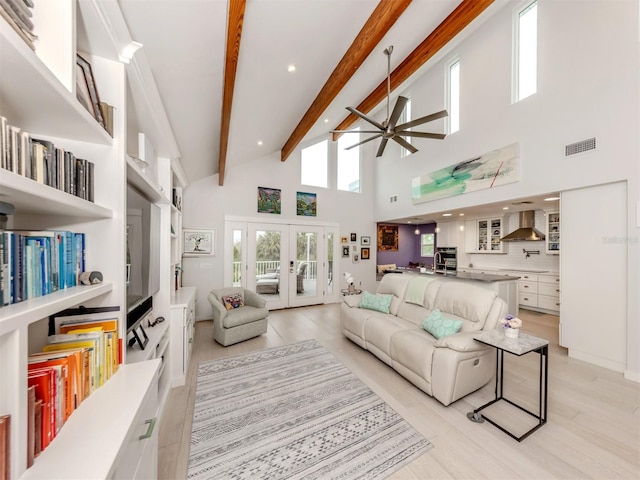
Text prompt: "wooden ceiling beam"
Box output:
[[280, 0, 413, 162], [331, 0, 494, 141], [218, 0, 246, 186]]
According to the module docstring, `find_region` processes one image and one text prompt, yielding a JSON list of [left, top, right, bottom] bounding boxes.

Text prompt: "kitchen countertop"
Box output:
[[387, 269, 520, 283]]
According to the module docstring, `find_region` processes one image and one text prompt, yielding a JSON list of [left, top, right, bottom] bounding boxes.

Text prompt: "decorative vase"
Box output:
[[348, 284, 355, 293], [504, 328, 520, 339]]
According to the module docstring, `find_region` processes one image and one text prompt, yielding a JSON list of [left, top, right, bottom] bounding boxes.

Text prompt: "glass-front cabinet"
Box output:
[[546, 212, 560, 254], [476, 217, 506, 253]]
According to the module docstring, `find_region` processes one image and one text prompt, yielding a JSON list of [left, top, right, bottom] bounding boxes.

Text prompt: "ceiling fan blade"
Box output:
[[396, 109, 448, 131], [376, 138, 389, 157], [344, 133, 383, 150], [391, 135, 418, 154], [346, 106, 385, 130], [331, 130, 383, 134], [387, 96, 408, 130], [397, 131, 447, 140]]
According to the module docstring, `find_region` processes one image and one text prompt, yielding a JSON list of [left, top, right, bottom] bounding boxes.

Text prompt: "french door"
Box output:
[[225, 220, 338, 309]]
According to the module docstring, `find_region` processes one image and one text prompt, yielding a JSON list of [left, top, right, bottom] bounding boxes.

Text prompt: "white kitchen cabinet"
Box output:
[[465, 217, 507, 253], [436, 221, 464, 248], [546, 212, 560, 254], [537, 274, 560, 312], [169, 286, 196, 387]]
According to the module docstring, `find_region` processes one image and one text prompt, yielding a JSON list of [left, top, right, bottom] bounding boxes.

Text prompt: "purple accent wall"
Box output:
[[377, 223, 437, 268]]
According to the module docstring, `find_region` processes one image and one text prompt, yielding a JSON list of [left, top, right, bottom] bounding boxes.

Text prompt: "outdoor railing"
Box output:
[[232, 260, 318, 284]]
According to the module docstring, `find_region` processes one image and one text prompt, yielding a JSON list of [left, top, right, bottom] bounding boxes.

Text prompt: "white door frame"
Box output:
[[224, 216, 341, 308]]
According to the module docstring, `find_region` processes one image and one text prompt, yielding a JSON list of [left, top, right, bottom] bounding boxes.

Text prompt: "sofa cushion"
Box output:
[[434, 282, 497, 329], [221, 293, 244, 310], [364, 314, 413, 358], [421, 309, 463, 339], [376, 273, 411, 315], [396, 302, 430, 327], [390, 329, 437, 383], [359, 291, 392, 313]]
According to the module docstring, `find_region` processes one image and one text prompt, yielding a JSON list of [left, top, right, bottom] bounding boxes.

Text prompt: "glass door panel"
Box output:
[[248, 223, 288, 310], [289, 226, 324, 308]]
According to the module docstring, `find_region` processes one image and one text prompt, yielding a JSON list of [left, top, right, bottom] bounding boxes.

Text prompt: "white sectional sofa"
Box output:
[[341, 273, 508, 406]]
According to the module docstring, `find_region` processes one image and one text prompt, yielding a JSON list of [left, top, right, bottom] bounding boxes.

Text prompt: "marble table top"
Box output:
[[473, 329, 549, 356]]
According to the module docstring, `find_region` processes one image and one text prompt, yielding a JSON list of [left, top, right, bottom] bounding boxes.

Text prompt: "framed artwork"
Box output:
[[341, 245, 350, 257], [361, 236, 371, 246], [257, 186, 281, 214], [183, 228, 215, 256], [361, 247, 370, 260], [350, 233, 357, 242], [352, 253, 359, 263], [296, 191, 317, 216], [340, 236, 349, 244], [377, 224, 399, 251], [76, 54, 105, 128]]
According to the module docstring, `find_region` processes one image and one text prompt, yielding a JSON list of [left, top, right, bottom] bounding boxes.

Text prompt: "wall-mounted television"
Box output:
[[126, 185, 161, 321]]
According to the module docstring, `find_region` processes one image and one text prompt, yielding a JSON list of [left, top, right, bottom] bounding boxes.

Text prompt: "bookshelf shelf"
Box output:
[[0, 19, 112, 145], [126, 156, 169, 204], [0, 170, 113, 218], [0, 283, 114, 336]]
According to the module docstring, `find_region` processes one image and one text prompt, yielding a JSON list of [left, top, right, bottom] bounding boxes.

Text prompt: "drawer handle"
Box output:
[[139, 417, 157, 440], [523, 285, 529, 288], [523, 297, 529, 301]]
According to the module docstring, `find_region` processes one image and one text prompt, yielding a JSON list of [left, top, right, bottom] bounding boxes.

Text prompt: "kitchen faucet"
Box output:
[[433, 251, 443, 271]]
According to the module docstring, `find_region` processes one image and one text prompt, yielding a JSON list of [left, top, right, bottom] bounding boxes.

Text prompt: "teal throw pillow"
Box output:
[[358, 291, 393, 314], [422, 309, 463, 339]]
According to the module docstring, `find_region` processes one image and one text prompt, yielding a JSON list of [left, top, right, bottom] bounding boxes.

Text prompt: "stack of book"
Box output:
[[0, 0, 36, 50], [0, 230, 85, 306], [26, 316, 119, 464], [0, 116, 95, 202]]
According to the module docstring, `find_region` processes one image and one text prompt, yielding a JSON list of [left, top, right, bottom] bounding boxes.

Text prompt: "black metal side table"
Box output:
[[467, 329, 549, 442]]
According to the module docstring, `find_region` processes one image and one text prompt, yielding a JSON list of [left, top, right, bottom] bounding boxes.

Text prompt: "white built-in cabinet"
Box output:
[[170, 286, 196, 387], [0, 2, 179, 477]]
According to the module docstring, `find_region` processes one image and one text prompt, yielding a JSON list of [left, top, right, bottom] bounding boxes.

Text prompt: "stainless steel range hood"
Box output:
[[500, 210, 545, 242]]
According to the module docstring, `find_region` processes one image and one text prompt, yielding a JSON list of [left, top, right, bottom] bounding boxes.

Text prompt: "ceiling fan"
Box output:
[[333, 46, 448, 157]]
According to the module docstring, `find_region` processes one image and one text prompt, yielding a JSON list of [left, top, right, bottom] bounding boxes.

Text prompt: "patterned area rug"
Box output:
[[188, 340, 432, 479]]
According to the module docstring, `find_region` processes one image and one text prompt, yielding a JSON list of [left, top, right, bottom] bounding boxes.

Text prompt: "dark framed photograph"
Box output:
[[76, 54, 105, 127], [342, 246, 350, 257], [361, 247, 370, 260], [361, 236, 370, 246], [350, 233, 357, 242]]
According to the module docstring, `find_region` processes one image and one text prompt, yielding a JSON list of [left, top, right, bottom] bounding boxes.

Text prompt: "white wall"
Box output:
[[369, 0, 639, 379], [181, 149, 379, 320]]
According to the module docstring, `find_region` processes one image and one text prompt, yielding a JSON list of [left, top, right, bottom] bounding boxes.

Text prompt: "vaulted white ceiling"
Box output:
[[115, 0, 499, 184]]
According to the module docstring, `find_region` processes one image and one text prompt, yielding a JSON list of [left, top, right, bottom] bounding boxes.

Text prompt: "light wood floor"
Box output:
[[157, 305, 640, 479]]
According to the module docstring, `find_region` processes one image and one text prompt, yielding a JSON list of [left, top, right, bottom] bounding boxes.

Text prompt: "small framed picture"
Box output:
[[342, 245, 350, 257], [361, 247, 370, 260], [361, 236, 370, 246], [183, 228, 215, 256], [352, 253, 359, 263], [350, 233, 357, 242], [340, 236, 349, 244], [76, 54, 105, 128]]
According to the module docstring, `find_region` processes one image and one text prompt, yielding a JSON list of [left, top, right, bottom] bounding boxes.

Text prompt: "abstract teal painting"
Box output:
[[411, 143, 520, 204]]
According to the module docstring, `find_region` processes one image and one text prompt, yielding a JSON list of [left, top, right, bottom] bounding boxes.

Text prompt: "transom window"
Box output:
[[513, 0, 538, 102], [447, 60, 460, 133], [300, 139, 328, 188], [337, 127, 360, 192]]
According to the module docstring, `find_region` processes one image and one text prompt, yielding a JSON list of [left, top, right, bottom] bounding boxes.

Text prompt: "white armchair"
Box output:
[[208, 287, 269, 346]]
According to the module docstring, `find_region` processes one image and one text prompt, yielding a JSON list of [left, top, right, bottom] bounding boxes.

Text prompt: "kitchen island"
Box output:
[[382, 268, 520, 315]]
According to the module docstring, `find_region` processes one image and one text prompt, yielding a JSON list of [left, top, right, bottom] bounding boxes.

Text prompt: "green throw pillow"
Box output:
[[358, 291, 393, 314], [422, 309, 463, 339]]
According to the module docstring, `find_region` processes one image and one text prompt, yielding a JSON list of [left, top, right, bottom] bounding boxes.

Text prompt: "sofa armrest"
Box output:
[[341, 294, 362, 308], [434, 331, 492, 352]]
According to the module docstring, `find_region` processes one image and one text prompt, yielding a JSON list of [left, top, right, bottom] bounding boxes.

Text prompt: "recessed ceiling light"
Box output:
[[257, 140, 263, 146], [503, 206, 509, 210], [287, 64, 296, 73], [544, 196, 559, 201], [324, 118, 329, 123], [442, 213, 452, 217], [459, 213, 464, 216]]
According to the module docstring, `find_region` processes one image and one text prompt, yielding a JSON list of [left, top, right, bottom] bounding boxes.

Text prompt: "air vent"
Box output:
[[565, 137, 596, 156], [390, 195, 398, 203]]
